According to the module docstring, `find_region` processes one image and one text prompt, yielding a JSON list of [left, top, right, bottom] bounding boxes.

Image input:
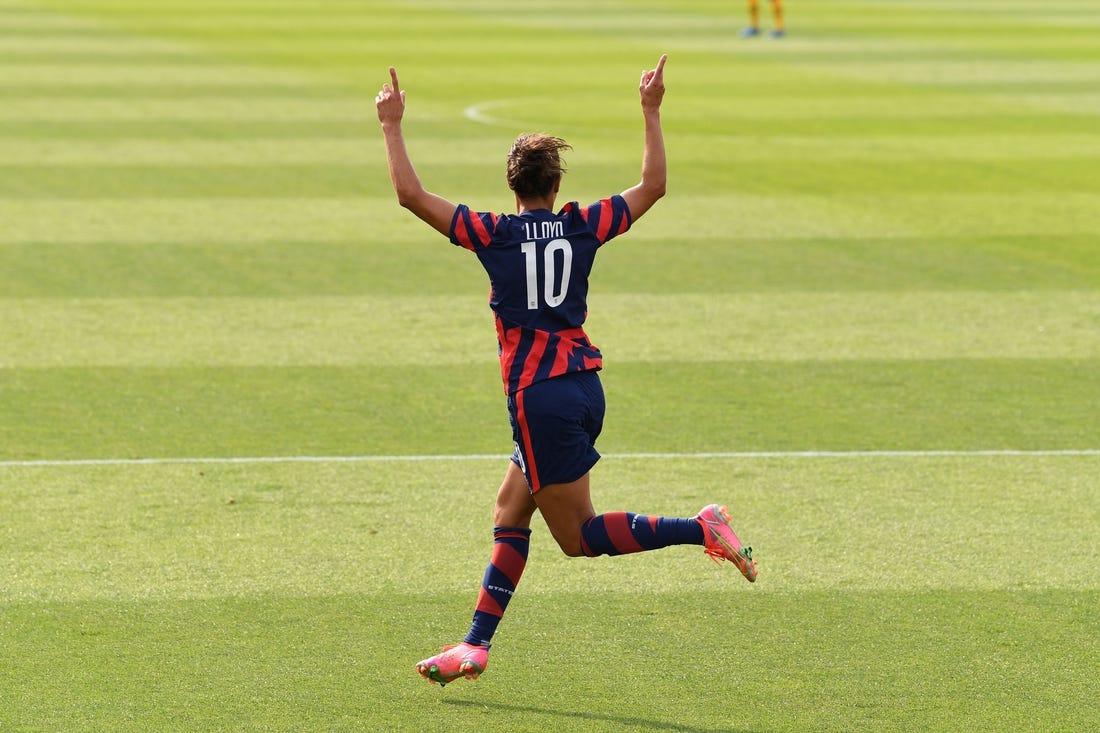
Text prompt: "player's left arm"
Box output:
[[376, 67, 456, 236], [620, 54, 668, 223]]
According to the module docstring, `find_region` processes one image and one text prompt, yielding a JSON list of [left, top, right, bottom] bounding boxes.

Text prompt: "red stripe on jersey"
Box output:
[[550, 327, 590, 375], [605, 512, 645, 554], [550, 340, 571, 377], [519, 329, 550, 391], [453, 213, 475, 250], [496, 317, 519, 393], [514, 390, 541, 491], [468, 211, 494, 246], [557, 326, 589, 342], [615, 210, 630, 236], [595, 198, 613, 242]]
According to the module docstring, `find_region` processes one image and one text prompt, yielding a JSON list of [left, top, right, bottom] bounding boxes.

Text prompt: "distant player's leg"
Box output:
[[741, 0, 762, 37], [416, 463, 535, 686], [770, 0, 786, 37]]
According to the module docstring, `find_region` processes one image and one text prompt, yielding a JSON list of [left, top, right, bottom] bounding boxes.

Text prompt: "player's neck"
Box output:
[[515, 193, 557, 214]]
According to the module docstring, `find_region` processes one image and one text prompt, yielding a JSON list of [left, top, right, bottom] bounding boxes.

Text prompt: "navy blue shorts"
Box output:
[[508, 369, 605, 493]]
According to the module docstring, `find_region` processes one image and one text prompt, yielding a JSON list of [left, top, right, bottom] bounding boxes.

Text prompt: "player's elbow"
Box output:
[[395, 186, 430, 214], [394, 188, 418, 209], [642, 178, 667, 205]]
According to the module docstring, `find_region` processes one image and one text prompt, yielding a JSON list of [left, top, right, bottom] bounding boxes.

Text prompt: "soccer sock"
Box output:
[[772, 0, 785, 30], [463, 526, 531, 648], [579, 512, 705, 557], [747, 0, 760, 28]]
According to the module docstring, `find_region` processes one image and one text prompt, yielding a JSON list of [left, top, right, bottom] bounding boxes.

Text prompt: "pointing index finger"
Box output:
[[654, 53, 667, 77], [389, 66, 400, 93]]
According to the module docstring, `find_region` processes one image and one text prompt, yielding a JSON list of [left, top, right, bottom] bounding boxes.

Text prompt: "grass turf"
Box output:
[[2, 0, 1099, 730], [3, 458, 1099, 731]]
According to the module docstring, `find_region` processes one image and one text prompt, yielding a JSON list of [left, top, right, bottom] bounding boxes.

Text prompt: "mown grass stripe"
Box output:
[[3, 194, 1097, 244], [0, 35, 191, 54], [0, 83, 353, 99], [0, 63, 319, 85], [2, 360, 1096, 459], [5, 91, 1068, 123], [801, 59, 1100, 86], [1, 292, 1096, 367], [3, 134, 1100, 165], [4, 158, 1097, 197], [3, 235, 1097, 297], [0, 119, 374, 139], [0, 97, 374, 122], [4, 112, 1097, 140]]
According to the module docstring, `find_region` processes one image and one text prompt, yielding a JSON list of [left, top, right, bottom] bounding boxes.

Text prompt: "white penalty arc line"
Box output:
[[463, 97, 547, 128], [2, 449, 1099, 468]]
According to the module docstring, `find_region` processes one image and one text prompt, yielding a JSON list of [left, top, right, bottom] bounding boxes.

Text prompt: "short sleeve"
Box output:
[[575, 195, 632, 245], [450, 204, 499, 251]]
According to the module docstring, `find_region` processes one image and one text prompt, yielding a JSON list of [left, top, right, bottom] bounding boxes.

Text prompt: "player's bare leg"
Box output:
[[531, 473, 596, 557]]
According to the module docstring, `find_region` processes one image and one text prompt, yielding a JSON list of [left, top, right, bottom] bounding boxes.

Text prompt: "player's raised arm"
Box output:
[[620, 53, 668, 222], [376, 66, 456, 236]]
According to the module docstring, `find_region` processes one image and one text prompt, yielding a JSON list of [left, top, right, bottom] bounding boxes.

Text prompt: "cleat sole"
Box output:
[[459, 661, 483, 680]]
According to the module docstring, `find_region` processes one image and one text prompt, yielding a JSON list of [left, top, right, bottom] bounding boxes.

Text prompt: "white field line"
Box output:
[[1, 450, 1098, 468]]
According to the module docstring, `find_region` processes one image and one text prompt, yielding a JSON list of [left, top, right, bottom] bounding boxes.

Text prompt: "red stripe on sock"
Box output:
[[493, 544, 527, 586], [604, 512, 645, 554], [475, 590, 504, 617], [494, 529, 530, 541]]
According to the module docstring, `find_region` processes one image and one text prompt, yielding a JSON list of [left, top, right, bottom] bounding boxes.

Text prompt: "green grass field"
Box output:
[[2, 0, 1099, 730]]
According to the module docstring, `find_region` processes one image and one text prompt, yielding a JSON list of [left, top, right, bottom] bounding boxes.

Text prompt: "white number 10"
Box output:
[[521, 239, 573, 310]]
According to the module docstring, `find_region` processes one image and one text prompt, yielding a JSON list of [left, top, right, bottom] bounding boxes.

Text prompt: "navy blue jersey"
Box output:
[[450, 196, 632, 394]]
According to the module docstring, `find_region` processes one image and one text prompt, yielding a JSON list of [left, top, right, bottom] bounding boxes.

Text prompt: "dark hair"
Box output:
[[506, 133, 571, 199]]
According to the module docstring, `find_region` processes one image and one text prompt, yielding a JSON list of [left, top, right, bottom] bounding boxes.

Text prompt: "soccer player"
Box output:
[[375, 54, 757, 687], [741, 0, 786, 38]]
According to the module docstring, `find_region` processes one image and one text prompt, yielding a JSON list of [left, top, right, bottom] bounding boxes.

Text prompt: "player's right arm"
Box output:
[[620, 54, 668, 223], [376, 67, 456, 237]]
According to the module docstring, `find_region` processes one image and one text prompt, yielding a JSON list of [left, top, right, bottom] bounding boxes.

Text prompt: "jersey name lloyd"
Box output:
[[522, 220, 565, 240]]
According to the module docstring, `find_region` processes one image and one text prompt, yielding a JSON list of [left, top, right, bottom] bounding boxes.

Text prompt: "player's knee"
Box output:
[[552, 535, 588, 557]]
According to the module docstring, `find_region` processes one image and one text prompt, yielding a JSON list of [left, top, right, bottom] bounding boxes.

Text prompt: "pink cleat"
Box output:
[[415, 642, 489, 686], [696, 504, 757, 582]]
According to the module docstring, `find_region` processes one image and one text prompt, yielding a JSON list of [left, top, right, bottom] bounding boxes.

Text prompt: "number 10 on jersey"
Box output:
[[521, 239, 573, 310]]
